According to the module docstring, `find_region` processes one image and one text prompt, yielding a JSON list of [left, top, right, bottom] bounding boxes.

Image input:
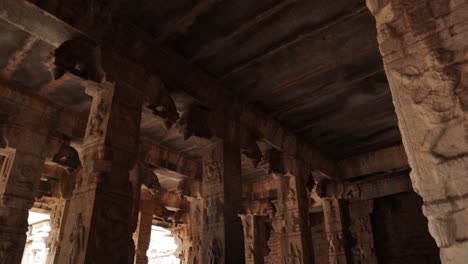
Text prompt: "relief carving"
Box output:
[[94, 202, 128, 262], [285, 242, 302, 264], [69, 213, 85, 264], [204, 160, 222, 183], [392, 49, 468, 161], [207, 238, 222, 264], [87, 97, 108, 137], [205, 195, 223, 224], [327, 232, 345, 255]]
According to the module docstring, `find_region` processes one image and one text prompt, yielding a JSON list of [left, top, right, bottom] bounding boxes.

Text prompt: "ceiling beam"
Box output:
[[155, 0, 215, 44], [217, 5, 368, 81], [337, 144, 408, 180], [270, 67, 384, 119], [0, 36, 39, 79], [189, 0, 297, 62], [0, 0, 336, 176]]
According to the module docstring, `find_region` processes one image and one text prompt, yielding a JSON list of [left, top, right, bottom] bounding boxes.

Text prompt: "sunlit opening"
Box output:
[[21, 211, 51, 264], [147, 225, 180, 264]]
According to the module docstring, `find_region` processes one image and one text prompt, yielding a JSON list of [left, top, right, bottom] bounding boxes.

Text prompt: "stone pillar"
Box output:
[[57, 80, 143, 264], [173, 221, 191, 264], [0, 85, 59, 263], [239, 214, 265, 264], [46, 198, 70, 264], [187, 197, 203, 264], [348, 200, 377, 264], [201, 109, 244, 264], [322, 198, 349, 264], [262, 152, 313, 264], [366, 0, 468, 262], [134, 197, 153, 264]]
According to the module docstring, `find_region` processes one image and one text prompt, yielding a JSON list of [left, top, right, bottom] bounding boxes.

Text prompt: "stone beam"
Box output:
[[319, 170, 414, 201], [337, 144, 408, 179], [0, 0, 336, 177], [140, 138, 201, 180], [155, 0, 216, 44], [0, 82, 86, 138]]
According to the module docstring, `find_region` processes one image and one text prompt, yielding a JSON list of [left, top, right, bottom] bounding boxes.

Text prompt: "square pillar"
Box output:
[[261, 151, 314, 263], [322, 198, 349, 264], [0, 84, 59, 263], [57, 81, 143, 264], [201, 109, 244, 264], [348, 200, 377, 264], [134, 198, 153, 264]]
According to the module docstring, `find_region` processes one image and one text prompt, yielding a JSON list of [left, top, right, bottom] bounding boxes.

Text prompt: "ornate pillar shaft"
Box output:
[[0, 84, 58, 263], [322, 198, 349, 264], [188, 198, 203, 264], [266, 154, 313, 264], [367, 0, 468, 262], [348, 200, 377, 264], [46, 198, 71, 264], [134, 199, 153, 264], [240, 214, 264, 264], [201, 109, 244, 264], [57, 81, 143, 264]]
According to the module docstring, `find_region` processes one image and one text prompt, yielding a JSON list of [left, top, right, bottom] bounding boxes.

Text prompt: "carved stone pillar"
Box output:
[[264, 153, 313, 264], [240, 214, 266, 264], [46, 198, 70, 264], [134, 196, 153, 264], [348, 200, 377, 264], [367, 1, 468, 262], [0, 85, 60, 263], [57, 80, 143, 264], [322, 198, 349, 264], [173, 221, 191, 264], [201, 109, 244, 264], [188, 197, 203, 264]]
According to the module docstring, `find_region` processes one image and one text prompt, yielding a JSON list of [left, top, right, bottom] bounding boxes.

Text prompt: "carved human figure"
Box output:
[[204, 160, 222, 183], [207, 238, 222, 264], [286, 243, 301, 264], [69, 213, 85, 264]]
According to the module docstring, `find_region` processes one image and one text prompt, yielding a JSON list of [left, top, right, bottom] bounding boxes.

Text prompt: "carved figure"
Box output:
[[286, 243, 302, 264], [87, 97, 108, 137], [204, 160, 222, 183], [49, 37, 104, 83], [69, 213, 85, 264], [207, 238, 222, 264], [263, 201, 277, 219], [287, 188, 296, 207]]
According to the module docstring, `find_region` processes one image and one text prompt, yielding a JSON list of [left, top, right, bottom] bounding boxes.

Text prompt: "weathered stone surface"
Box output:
[[367, 0, 468, 262], [57, 80, 143, 264], [322, 198, 349, 264]]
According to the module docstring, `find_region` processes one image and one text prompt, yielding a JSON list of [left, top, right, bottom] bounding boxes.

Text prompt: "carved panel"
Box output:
[[0, 148, 15, 183]]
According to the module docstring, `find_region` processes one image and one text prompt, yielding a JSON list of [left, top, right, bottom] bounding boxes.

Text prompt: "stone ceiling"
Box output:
[[0, 0, 402, 172]]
